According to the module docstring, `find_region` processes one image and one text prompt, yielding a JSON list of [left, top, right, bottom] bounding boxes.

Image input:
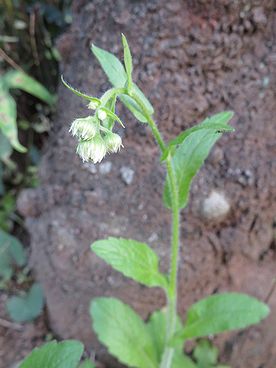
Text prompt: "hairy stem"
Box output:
[[160, 158, 180, 368], [128, 91, 180, 368], [125, 90, 166, 153]]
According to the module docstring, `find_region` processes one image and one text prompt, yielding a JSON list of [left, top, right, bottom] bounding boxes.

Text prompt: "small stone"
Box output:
[[99, 161, 112, 175], [209, 147, 224, 164], [252, 7, 267, 25], [83, 162, 97, 174], [148, 233, 158, 243], [120, 166, 134, 185], [262, 76, 270, 87], [201, 191, 230, 221]]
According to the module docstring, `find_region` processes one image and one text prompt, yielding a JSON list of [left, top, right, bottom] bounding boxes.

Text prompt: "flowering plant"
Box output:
[[19, 35, 269, 368]]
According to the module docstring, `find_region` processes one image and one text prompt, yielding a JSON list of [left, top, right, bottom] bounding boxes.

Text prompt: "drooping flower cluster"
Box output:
[[61, 75, 124, 163], [70, 108, 123, 163]]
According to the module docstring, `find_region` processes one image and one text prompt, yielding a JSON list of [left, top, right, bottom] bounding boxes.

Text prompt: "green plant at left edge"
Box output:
[[0, 70, 54, 321]]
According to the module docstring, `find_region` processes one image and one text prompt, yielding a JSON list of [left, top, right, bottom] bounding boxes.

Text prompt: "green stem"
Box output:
[[125, 90, 166, 153], [160, 159, 180, 368], [127, 91, 180, 368]]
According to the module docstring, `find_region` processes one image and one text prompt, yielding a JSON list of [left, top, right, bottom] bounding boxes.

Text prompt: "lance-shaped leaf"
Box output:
[[122, 33, 133, 88], [61, 76, 100, 105], [91, 237, 167, 289], [161, 111, 234, 161], [91, 44, 154, 122], [0, 90, 26, 152], [163, 112, 234, 209], [3, 70, 55, 105], [90, 297, 158, 368], [171, 293, 270, 345], [19, 340, 84, 368]]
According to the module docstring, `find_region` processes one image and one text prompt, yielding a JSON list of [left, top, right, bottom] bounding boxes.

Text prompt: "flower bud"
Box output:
[[104, 132, 123, 153], [97, 109, 107, 121], [70, 116, 98, 140], [76, 134, 107, 163], [88, 101, 99, 110]]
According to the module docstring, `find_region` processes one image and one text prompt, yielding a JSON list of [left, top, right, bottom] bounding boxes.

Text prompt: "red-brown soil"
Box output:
[[2, 1, 275, 367]]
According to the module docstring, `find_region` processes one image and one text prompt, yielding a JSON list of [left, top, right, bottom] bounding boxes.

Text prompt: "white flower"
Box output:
[[70, 116, 98, 140], [104, 132, 123, 153], [97, 109, 107, 121], [76, 134, 107, 163]]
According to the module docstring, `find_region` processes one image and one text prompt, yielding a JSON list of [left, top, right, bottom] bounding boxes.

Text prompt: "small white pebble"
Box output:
[[99, 161, 112, 175], [120, 166, 134, 185], [83, 162, 97, 174], [201, 190, 230, 221], [148, 233, 158, 243]]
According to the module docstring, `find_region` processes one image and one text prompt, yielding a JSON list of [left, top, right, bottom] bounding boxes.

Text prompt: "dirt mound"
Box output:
[[18, 0, 276, 367]]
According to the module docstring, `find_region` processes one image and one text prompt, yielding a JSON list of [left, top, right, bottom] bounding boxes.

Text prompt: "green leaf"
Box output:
[[146, 309, 168, 360], [146, 309, 196, 367], [6, 283, 44, 322], [92, 44, 126, 88], [129, 84, 155, 117], [78, 360, 96, 368], [120, 94, 148, 122], [161, 112, 234, 161], [19, 340, 84, 368], [0, 229, 27, 280], [163, 111, 234, 209], [0, 132, 12, 161], [61, 76, 101, 105], [121, 34, 133, 88], [0, 90, 26, 152], [172, 351, 197, 368], [91, 44, 154, 122], [172, 293, 270, 344], [3, 70, 55, 105], [193, 340, 218, 368], [91, 237, 167, 289], [90, 297, 158, 368]]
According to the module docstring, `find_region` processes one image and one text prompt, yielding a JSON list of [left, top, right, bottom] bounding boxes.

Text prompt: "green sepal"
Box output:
[[61, 75, 100, 105], [99, 106, 125, 128]]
